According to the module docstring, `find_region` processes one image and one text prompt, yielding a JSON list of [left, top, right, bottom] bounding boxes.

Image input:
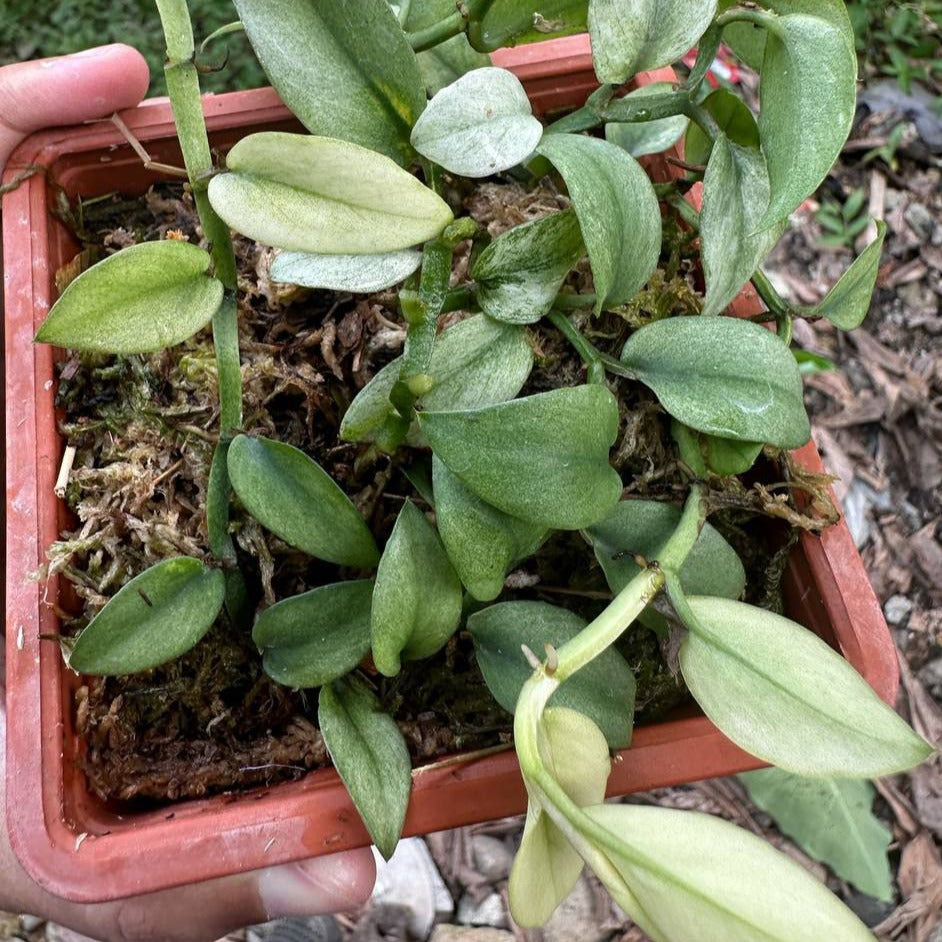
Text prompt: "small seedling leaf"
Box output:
[[704, 436, 764, 476], [270, 249, 422, 293]]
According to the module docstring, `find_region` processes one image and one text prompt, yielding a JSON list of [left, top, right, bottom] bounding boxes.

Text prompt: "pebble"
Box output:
[[542, 877, 611, 942], [904, 202, 935, 242], [471, 835, 514, 883], [370, 838, 454, 939], [19, 914, 45, 931], [884, 594, 913, 626], [430, 927, 514, 942], [44, 926, 100, 942], [456, 892, 507, 929], [248, 916, 341, 942]]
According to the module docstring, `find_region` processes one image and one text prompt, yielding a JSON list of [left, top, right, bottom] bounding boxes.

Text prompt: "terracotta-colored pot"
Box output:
[[3, 34, 898, 903]]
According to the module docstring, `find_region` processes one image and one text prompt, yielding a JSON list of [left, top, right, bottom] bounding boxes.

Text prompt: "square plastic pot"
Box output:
[[2, 35, 899, 903]]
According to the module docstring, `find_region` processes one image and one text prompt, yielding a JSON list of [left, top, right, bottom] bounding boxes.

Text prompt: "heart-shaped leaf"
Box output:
[[68, 557, 225, 675], [371, 501, 463, 676], [510, 708, 611, 926], [741, 769, 893, 901], [581, 803, 875, 941], [472, 210, 585, 324], [587, 500, 745, 599], [411, 67, 544, 177], [700, 133, 784, 317], [704, 436, 764, 476], [604, 84, 688, 158], [227, 434, 379, 568], [420, 385, 623, 530], [270, 249, 422, 294], [232, 0, 425, 165], [35, 241, 223, 354], [417, 34, 492, 96], [758, 13, 857, 225], [340, 314, 533, 446], [678, 595, 933, 776], [318, 675, 412, 860], [474, 1, 589, 52], [208, 133, 453, 255], [588, 0, 718, 84], [467, 600, 636, 747], [537, 134, 660, 314], [620, 317, 811, 448], [433, 456, 547, 601], [808, 221, 886, 329], [684, 88, 760, 168], [253, 580, 374, 688]]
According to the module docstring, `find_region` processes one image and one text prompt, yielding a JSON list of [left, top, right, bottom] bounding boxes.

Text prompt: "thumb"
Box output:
[[0, 44, 150, 170]]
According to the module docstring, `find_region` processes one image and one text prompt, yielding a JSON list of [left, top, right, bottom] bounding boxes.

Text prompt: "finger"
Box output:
[[0, 44, 150, 169]]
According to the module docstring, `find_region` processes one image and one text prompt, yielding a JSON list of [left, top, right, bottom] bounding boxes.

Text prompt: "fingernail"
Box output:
[[258, 851, 375, 919]]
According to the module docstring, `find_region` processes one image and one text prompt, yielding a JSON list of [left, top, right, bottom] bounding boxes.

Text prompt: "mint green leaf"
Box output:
[[420, 385, 622, 530], [740, 769, 893, 901], [582, 803, 875, 942], [433, 456, 546, 601], [68, 558, 224, 675], [208, 133, 453, 255], [510, 708, 610, 926], [232, 0, 425, 165], [227, 434, 379, 568], [253, 580, 374, 688], [684, 88, 760, 168], [604, 84, 688, 158], [411, 67, 543, 177], [371, 501, 463, 676], [758, 13, 858, 225], [340, 314, 533, 445], [537, 134, 660, 314], [467, 601, 636, 747], [270, 249, 422, 294], [472, 210, 585, 324], [588, 0, 718, 84], [318, 675, 412, 860], [35, 241, 222, 354], [475, 1, 589, 52], [700, 134, 784, 317], [621, 317, 811, 448], [678, 596, 934, 777], [705, 436, 764, 475], [808, 221, 886, 329], [417, 34, 491, 96], [587, 500, 745, 599]]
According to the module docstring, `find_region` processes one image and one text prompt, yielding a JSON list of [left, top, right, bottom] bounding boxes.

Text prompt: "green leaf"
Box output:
[[620, 316, 811, 448], [704, 436, 764, 475], [510, 708, 610, 926], [581, 803, 875, 941], [700, 134, 784, 317], [587, 500, 745, 599], [232, 0, 425, 165], [417, 34, 491, 96], [684, 88, 760, 168], [740, 768, 893, 901], [472, 210, 584, 324], [35, 241, 222, 354], [433, 456, 546, 601], [475, 1, 589, 52], [253, 580, 374, 689], [677, 595, 934, 777], [758, 13, 858, 225], [208, 133, 453, 255], [371, 501, 463, 676], [604, 84, 688, 158], [588, 0, 718, 84], [467, 600, 636, 747], [537, 134, 660, 314], [227, 434, 379, 568], [340, 314, 533, 445], [411, 67, 543, 177], [420, 385, 623, 530], [68, 558, 224, 675], [318, 675, 412, 860], [808, 221, 886, 329], [270, 249, 422, 294]]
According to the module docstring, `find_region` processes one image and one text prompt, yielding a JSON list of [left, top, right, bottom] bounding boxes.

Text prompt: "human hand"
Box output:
[[0, 46, 376, 942]]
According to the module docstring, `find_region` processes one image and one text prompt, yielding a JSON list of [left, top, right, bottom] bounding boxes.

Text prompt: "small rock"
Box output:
[[371, 838, 454, 940], [843, 890, 896, 928], [430, 927, 514, 942], [45, 926, 100, 942], [471, 835, 513, 883], [904, 202, 935, 241], [542, 877, 611, 942], [884, 594, 913, 626], [260, 916, 342, 942], [456, 892, 507, 929], [19, 914, 45, 932], [918, 657, 942, 692]]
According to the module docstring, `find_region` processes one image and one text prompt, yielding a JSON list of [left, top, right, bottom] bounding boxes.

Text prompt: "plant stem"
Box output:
[[715, 6, 784, 37], [750, 269, 794, 343], [406, 10, 466, 52], [548, 310, 606, 384]]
